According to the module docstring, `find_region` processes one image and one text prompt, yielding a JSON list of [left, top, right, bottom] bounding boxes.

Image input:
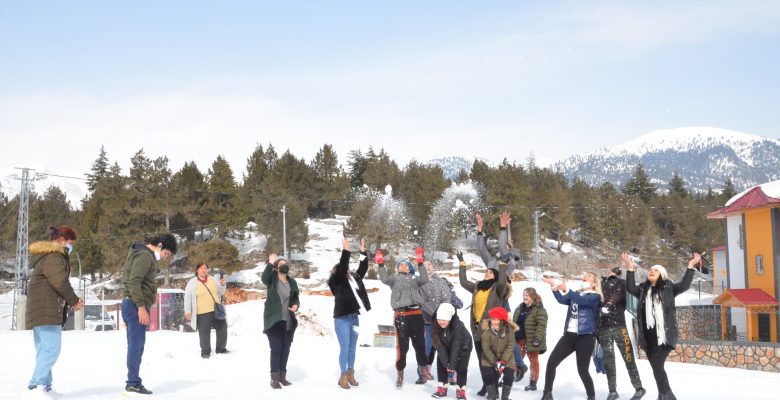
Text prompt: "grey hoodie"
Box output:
[[476, 227, 517, 276], [378, 262, 429, 310], [419, 272, 453, 324]]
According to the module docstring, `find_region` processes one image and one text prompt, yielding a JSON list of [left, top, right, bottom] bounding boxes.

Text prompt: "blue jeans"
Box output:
[[514, 342, 526, 368], [122, 299, 148, 387], [29, 325, 62, 389], [424, 323, 432, 360], [334, 314, 359, 374]]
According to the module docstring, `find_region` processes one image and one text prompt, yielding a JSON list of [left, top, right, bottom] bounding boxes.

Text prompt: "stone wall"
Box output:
[[639, 340, 780, 373]]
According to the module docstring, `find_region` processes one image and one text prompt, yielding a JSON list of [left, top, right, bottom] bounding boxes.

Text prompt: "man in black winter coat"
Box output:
[[598, 266, 646, 400]]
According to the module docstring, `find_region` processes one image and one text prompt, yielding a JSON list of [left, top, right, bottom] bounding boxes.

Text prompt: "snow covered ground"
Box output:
[[1, 218, 777, 399]]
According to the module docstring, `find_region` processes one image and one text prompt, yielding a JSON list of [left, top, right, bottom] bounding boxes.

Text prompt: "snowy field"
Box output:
[[1, 218, 778, 399], [2, 279, 778, 399]]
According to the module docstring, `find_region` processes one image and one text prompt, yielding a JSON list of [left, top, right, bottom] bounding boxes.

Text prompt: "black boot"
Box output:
[[514, 365, 528, 382], [477, 385, 487, 397], [606, 391, 619, 400], [500, 384, 512, 400], [485, 385, 498, 400], [540, 390, 553, 400], [659, 392, 677, 400], [279, 370, 292, 386], [524, 380, 537, 391], [270, 372, 282, 389], [630, 388, 647, 400]]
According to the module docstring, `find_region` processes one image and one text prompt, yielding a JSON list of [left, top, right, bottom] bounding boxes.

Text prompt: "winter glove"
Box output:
[[374, 250, 384, 265], [495, 360, 506, 374], [531, 339, 541, 348], [456, 251, 464, 262], [416, 247, 424, 264], [447, 369, 455, 385]]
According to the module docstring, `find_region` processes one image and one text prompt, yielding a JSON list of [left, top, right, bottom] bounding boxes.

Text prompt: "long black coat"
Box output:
[[431, 311, 473, 370], [626, 268, 694, 349], [327, 249, 371, 318], [599, 275, 628, 329]]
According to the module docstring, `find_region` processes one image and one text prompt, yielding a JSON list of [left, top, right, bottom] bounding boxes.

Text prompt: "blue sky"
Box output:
[[1, 0, 779, 176]]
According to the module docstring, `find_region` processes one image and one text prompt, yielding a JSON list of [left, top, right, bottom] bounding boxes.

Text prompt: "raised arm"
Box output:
[[622, 252, 640, 297], [355, 238, 369, 279], [494, 260, 508, 299], [457, 251, 476, 293], [497, 212, 510, 254], [413, 248, 429, 287], [673, 253, 700, 296], [376, 250, 395, 287], [261, 253, 278, 286], [475, 214, 492, 266]]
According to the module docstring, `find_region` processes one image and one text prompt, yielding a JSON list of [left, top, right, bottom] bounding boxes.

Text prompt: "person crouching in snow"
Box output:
[[376, 247, 431, 387], [431, 303, 472, 400], [480, 307, 519, 400]]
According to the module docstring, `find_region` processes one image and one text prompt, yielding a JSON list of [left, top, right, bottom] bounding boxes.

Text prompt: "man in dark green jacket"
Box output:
[[121, 234, 177, 396]]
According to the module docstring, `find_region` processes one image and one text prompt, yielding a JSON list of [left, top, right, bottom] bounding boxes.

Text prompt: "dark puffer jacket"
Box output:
[[626, 268, 694, 349], [431, 310, 473, 369], [599, 275, 628, 329], [25, 241, 80, 328], [328, 249, 371, 318]]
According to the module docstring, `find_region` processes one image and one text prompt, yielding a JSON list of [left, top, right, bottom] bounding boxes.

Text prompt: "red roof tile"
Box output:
[[708, 186, 780, 218], [714, 288, 778, 306]]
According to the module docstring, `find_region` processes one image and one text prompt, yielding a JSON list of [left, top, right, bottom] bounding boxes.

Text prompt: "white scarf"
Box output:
[[644, 287, 666, 346], [347, 273, 364, 313]]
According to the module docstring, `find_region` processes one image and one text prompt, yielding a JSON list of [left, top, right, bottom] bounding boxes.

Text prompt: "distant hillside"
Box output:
[[553, 127, 780, 192]]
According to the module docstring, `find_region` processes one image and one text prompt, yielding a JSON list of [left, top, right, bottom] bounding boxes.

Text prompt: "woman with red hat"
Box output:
[[479, 306, 519, 400]]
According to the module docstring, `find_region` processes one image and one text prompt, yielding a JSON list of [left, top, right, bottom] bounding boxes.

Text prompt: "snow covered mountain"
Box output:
[[426, 156, 473, 181], [0, 166, 89, 208], [553, 127, 780, 193]]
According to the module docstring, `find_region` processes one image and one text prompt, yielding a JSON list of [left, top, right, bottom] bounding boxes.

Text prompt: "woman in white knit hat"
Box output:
[[621, 252, 701, 400]]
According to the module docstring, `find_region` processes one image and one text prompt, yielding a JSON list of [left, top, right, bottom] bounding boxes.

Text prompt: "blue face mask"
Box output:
[[65, 243, 73, 254]]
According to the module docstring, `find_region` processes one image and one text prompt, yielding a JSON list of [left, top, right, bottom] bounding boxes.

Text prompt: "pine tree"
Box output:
[[623, 163, 656, 203], [86, 146, 110, 192], [188, 239, 242, 274], [205, 155, 241, 237], [311, 144, 349, 218], [669, 172, 687, 198], [397, 160, 448, 233], [363, 148, 401, 191], [170, 161, 207, 239], [721, 178, 736, 201]]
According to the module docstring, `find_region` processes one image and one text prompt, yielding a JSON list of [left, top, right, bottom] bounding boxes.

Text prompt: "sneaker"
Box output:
[[607, 391, 619, 400], [216, 349, 231, 354], [432, 386, 448, 398], [630, 388, 647, 400], [456, 388, 467, 400], [25, 386, 53, 399], [124, 385, 153, 395]]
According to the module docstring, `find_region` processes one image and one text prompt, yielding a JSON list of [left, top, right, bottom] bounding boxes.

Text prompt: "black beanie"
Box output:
[[611, 267, 622, 277], [488, 267, 499, 278]]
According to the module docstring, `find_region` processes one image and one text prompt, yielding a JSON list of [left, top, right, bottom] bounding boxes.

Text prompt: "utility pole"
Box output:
[[533, 210, 545, 281], [281, 205, 288, 259], [12, 168, 31, 330]]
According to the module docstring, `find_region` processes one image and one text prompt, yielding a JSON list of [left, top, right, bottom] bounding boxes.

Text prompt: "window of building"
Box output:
[[756, 255, 764, 274]]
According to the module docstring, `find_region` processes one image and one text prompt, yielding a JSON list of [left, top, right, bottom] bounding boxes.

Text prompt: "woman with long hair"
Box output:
[[540, 272, 603, 400], [623, 252, 700, 400], [327, 238, 371, 389], [512, 287, 548, 392]]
